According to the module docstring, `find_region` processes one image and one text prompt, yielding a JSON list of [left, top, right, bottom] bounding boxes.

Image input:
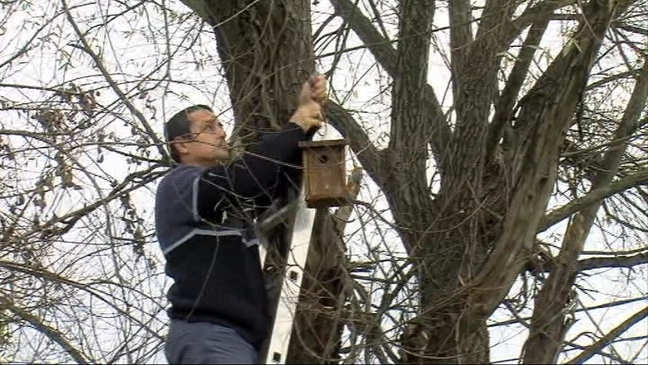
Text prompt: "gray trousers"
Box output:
[[164, 320, 260, 364]]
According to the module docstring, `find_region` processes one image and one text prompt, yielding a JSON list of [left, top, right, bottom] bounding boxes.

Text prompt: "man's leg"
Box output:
[[165, 320, 259, 364]]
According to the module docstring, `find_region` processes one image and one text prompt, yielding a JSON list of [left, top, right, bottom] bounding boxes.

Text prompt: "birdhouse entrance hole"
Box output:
[[318, 154, 329, 164]]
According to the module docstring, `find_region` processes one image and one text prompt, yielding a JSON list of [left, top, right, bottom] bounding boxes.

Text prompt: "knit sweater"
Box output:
[[155, 124, 311, 348]]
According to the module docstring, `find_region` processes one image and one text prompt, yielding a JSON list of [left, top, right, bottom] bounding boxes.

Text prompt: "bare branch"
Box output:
[[577, 251, 648, 271], [471, 0, 631, 339], [489, 297, 648, 328], [540, 169, 648, 232], [506, 0, 577, 46], [326, 102, 384, 187], [1, 297, 89, 364], [329, 0, 397, 75], [60, 0, 168, 160], [524, 9, 648, 362], [566, 306, 648, 365], [330, 0, 451, 163], [488, 16, 551, 162]]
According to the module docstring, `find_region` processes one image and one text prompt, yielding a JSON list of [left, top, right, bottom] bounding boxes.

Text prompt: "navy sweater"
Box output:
[[154, 124, 311, 349]]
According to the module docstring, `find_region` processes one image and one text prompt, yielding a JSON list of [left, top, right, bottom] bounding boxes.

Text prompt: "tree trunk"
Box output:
[[179, 1, 350, 363]]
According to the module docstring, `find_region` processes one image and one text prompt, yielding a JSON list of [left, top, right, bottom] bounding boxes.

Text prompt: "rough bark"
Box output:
[[179, 1, 354, 363], [399, 1, 635, 363], [181, 0, 314, 144], [523, 31, 648, 364], [330, 0, 452, 165], [287, 169, 363, 364], [179, 1, 644, 364]]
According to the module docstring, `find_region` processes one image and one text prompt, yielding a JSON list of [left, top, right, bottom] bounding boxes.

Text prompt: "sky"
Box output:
[[0, 0, 646, 364]]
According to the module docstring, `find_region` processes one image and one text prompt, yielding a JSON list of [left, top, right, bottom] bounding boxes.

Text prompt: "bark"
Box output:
[[386, 0, 436, 255], [330, 0, 451, 165], [523, 31, 648, 364], [179, 1, 357, 363], [401, 1, 636, 363], [287, 169, 364, 363], [487, 15, 551, 162], [181, 0, 314, 144], [178, 1, 646, 364]]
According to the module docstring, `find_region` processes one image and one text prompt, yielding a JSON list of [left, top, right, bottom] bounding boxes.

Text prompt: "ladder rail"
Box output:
[[262, 195, 315, 364], [260, 126, 336, 364]]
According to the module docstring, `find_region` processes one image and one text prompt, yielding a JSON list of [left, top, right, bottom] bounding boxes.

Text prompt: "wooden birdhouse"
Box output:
[[298, 139, 349, 208]]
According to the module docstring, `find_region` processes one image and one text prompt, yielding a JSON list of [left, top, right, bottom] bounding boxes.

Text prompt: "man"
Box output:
[[155, 76, 328, 364]]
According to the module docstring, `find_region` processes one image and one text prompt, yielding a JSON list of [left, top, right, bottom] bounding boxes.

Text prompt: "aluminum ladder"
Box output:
[[258, 125, 337, 364]]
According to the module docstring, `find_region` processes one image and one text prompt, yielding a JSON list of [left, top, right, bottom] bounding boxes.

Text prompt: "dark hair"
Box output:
[[164, 104, 213, 163]]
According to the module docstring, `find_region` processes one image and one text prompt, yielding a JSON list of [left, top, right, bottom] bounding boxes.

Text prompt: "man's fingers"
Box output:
[[303, 117, 324, 128], [311, 77, 328, 105], [298, 75, 328, 108]]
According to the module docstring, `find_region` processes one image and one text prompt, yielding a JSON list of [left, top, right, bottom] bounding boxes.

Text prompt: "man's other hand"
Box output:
[[290, 75, 328, 131], [300, 74, 328, 107]]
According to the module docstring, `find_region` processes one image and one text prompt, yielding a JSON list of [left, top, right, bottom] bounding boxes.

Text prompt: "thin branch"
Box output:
[[577, 252, 648, 271], [539, 169, 648, 232], [329, 0, 398, 75], [326, 102, 384, 187], [506, 0, 577, 46], [489, 297, 648, 328], [0, 260, 166, 342], [0, 4, 90, 70], [330, 0, 451, 162], [617, 24, 648, 36], [565, 306, 648, 364], [60, 0, 168, 160], [1, 297, 89, 364]]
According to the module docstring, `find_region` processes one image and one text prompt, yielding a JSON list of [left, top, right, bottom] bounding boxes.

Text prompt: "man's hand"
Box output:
[[299, 74, 328, 106], [290, 75, 328, 132]]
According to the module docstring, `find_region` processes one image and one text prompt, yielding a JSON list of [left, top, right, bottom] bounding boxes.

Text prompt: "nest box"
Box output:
[[298, 139, 349, 208]]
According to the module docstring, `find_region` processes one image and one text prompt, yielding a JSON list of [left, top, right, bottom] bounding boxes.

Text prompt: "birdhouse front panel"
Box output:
[[298, 139, 349, 208]]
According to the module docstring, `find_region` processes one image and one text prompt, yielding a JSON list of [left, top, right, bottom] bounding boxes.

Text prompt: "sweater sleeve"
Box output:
[[196, 124, 312, 218]]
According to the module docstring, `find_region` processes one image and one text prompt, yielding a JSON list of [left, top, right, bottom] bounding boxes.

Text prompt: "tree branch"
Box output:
[[448, 0, 473, 99], [326, 102, 384, 188], [329, 0, 397, 75], [468, 1, 627, 341], [330, 0, 451, 163], [577, 252, 648, 271], [542, 53, 648, 230], [0, 260, 165, 342], [524, 8, 646, 362], [442, 0, 517, 196], [506, 0, 577, 46], [60, 0, 168, 161], [488, 15, 551, 162], [565, 306, 648, 365], [489, 297, 647, 328], [388, 0, 436, 169], [539, 169, 648, 232], [1, 297, 89, 364]]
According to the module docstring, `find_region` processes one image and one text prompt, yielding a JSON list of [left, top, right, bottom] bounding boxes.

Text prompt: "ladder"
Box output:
[[258, 126, 337, 364]]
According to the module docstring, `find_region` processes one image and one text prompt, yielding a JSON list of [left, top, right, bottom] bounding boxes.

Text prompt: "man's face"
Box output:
[[176, 109, 230, 165]]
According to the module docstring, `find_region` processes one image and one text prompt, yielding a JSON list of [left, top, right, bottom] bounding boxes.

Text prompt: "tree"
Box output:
[[1, 0, 647, 364], [180, 0, 648, 363]]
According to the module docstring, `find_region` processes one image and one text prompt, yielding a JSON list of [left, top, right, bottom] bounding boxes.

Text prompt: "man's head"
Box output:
[[164, 105, 230, 166]]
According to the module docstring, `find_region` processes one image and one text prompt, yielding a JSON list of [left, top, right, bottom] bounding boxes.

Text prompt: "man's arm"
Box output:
[[195, 124, 313, 218], [195, 75, 328, 219]]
